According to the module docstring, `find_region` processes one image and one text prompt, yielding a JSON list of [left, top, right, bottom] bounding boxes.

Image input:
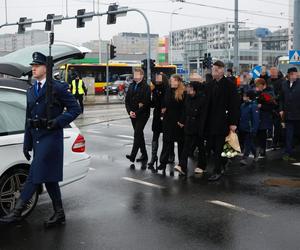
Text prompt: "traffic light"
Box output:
[[141, 59, 147, 71], [18, 17, 32, 34], [150, 59, 156, 70], [45, 14, 54, 31], [203, 53, 208, 69], [207, 53, 212, 69], [45, 14, 63, 31], [107, 4, 118, 25], [77, 9, 86, 28], [109, 44, 117, 60]]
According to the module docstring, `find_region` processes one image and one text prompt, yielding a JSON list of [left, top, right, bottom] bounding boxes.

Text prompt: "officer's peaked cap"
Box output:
[[30, 52, 47, 65]]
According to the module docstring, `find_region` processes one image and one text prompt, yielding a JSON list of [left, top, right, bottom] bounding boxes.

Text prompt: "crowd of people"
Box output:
[[124, 61, 300, 182]]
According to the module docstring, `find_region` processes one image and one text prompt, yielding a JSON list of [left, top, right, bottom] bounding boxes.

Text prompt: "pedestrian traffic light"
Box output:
[[18, 17, 32, 34], [109, 44, 117, 59], [107, 4, 118, 25]]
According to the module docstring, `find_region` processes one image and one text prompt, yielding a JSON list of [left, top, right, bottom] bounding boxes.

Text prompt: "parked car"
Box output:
[[0, 42, 91, 217]]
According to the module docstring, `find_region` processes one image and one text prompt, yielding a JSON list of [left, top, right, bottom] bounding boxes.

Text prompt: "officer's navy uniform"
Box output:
[[0, 52, 81, 226]]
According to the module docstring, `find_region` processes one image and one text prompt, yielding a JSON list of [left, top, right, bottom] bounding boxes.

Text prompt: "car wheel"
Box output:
[[0, 168, 38, 218]]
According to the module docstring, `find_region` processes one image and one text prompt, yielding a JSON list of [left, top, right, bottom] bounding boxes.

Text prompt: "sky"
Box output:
[[0, 0, 291, 44]]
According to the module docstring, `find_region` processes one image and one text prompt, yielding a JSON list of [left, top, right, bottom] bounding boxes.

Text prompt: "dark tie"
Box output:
[[37, 82, 42, 94]]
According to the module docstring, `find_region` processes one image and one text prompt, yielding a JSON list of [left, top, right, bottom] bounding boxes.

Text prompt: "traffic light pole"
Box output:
[[0, 7, 152, 84], [106, 43, 109, 103]]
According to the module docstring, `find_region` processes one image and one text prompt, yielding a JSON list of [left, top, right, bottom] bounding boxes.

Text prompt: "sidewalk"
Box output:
[[83, 94, 124, 106]]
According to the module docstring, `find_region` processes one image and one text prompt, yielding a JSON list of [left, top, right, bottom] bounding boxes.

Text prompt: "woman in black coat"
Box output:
[[158, 74, 185, 175], [148, 73, 168, 171], [175, 81, 209, 176]]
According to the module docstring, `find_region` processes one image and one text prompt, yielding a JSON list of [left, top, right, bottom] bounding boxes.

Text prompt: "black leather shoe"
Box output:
[[126, 154, 135, 163], [0, 199, 26, 224], [44, 200, 66, 228], [208, 173, 223, 182], [157, 164, 166, 171], [136, 155, 148, 162]]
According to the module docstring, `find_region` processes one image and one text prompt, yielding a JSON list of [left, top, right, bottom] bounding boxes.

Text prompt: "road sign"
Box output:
[[251, 65, 262, 79], [289, 50, 300, 65]]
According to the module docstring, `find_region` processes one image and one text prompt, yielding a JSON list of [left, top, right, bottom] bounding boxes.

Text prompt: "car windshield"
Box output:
[[0, 88, 26, 136], [0, 44, 79, 68]]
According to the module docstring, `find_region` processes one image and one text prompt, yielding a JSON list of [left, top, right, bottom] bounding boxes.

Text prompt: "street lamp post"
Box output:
[[169, 7, 182, 65]]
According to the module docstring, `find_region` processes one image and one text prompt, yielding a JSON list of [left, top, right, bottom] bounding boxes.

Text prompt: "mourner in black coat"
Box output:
[[279, 67, 300, 161], [174, 81, 209, 176], [267, 67, 285, 149], [147, 73, 168, 171], [125, 68, 151, 166], [158, 75, 185, 175], [205, 61, 240, 181]]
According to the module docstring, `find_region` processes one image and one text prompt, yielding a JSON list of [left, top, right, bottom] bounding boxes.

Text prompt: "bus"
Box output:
[[60, 63, 177, 94], [277, 56, 300, 75]]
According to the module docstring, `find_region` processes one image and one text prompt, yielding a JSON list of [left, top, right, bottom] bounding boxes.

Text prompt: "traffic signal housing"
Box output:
[[18, 17, 32, 34], [107, 4, 118, 25], [77, 9, 86, 28], [109, 44, 117, 60]]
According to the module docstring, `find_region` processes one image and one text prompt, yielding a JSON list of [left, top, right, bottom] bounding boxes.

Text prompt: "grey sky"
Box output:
[[0, 0, 290, 44]]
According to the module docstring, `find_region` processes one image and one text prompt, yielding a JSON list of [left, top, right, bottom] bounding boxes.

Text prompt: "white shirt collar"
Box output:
[[36, 78, 46, 89]]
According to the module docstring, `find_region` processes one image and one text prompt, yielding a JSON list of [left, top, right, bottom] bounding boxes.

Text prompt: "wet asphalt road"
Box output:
[[1, 105, 300, 250]]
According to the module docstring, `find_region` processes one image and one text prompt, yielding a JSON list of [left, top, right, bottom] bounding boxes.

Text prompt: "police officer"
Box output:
[[71, 74, 87, 114], [0, 52, 81, 226]]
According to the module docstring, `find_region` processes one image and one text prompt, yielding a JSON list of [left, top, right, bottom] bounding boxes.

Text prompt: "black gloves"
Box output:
[[47, 119, 58, 130], [23, 149, 31, 161]]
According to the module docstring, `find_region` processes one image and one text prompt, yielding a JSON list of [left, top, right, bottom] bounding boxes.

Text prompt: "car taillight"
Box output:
[[72, 134, 85, 153]]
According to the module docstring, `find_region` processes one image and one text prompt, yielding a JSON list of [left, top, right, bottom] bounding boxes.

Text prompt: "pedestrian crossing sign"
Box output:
[[289, 50, 300, 64]]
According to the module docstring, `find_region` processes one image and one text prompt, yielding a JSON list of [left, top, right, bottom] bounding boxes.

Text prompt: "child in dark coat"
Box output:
[[239, 90, 260, 165]]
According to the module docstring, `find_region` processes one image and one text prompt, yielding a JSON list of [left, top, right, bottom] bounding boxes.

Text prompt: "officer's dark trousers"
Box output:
[[75, 94, 84, 113], [207, 135, 226, 174], [284, 120, 300, 156], [179, 135, 206, 171], [130, 116, 149, 159], [20, 174, 61, 204]]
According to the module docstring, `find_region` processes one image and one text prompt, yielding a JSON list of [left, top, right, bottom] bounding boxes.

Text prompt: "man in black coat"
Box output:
[[125, 68, 151, 167], [280, 67, 300, 161], [205, 61, 240, 181], [267, 67, 285, 149]]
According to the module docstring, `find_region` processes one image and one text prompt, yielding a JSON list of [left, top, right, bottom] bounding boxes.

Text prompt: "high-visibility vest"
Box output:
[[72, 79, 84, 95]]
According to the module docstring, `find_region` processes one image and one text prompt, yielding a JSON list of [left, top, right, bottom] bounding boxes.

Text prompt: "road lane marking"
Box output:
[[292, 162, 300, 166], [206, 200, 270, 218], [122, 177, 166, 189], [117, 135, 134, 139], [89, 167, 96, 171]]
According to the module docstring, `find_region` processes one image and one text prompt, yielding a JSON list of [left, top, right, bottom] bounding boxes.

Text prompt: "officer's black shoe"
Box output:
[[208, 173, 223, 182], [126, 154, 135, 163], [44, 200, 66, 228], [0, 199, 26, 224], [136, 155, 148, 163]]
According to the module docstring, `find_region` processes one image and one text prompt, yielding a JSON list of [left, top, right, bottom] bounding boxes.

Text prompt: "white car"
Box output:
[[0, 43, 91, 217]]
